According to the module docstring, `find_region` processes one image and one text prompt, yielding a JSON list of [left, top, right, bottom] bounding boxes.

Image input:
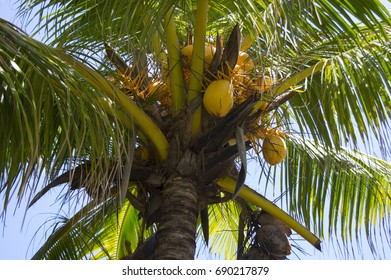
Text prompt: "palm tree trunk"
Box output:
[[154, 176, 199, 259]]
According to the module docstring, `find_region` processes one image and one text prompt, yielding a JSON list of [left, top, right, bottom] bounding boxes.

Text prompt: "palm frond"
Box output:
[[18, 0, 176, 58], [0, 17, 170, 214], [31, 191, 149, 260], [198, 201, 241, 260], [19, 1, 390, 61], [278, 134, 391, 255], [282, 24, 391, 154], [0, 19, 128, 211]]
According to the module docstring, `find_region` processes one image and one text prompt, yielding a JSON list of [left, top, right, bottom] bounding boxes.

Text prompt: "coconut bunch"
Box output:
[[40, 26, 287, 200], [113, 32, 286, 172], [96, 26, 291, 250], [179, 31, 287, 168], [99, 26, 289, 194]]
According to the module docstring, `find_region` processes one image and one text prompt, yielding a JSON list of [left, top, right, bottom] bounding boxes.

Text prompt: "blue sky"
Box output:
[[1, 0, 391, 260]]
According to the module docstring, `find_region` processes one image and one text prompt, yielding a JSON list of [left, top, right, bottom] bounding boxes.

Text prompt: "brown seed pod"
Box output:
[[256, 225, 291, 258], [256, 211, 292, 237], [241, 245, 271, 260]]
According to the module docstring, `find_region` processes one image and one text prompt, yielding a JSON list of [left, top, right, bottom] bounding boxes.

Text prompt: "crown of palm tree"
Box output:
[[1, 0, 391, 259]]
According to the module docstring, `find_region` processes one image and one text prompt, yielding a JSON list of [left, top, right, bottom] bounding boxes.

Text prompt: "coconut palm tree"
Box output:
[[1, 0, 391, 260]]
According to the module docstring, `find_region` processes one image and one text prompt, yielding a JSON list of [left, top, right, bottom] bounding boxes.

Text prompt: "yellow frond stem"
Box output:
[[188, 0, 208, 100], [240, 33, 255, 52], [98, 98, 149, 146], [164, 8, 185, 116], [252, 59, 329, 114], [188, 0, 209, 136], [275, 59, 328, 96], [151, 30, 162, 59], [58, 52, 169, 162], [191, 107, 203, 136], [217, 175, 321, 250]]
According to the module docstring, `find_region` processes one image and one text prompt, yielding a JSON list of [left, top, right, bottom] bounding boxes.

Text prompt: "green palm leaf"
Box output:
[[282, 24, 391, 151], [0, 18, 169, 212], [278, 135, 391, 251], [32, 189, 150, 260], [0, 19, 126, 209], [199, 201, 241, 260]]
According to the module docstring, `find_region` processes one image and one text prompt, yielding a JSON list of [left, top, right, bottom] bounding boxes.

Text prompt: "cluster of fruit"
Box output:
[[180, 44, 272, 118], [176, 42, 287, 166], [106, 37, 287, 166]]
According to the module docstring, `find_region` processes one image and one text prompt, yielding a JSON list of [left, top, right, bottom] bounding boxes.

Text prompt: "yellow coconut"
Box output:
[[262, 134, 287, 165], [147, 80, 170, 106], [203, 79, 234, 117], [204, 45, 216, 65], [181, 44, 216, 65], [148, 80, 167, 93], [236, 51, 254, 72], [181, 44, 193, 61], [251, 75, 273, 92]]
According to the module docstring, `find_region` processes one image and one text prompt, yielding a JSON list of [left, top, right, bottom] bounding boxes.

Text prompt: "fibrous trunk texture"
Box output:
[[154, 176, 199, 259]]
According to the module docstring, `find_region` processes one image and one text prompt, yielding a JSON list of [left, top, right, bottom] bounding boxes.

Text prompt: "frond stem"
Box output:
[[57, 52, 169, 161], [164, 8, 185, 116], [188, 0, 209, 136], [217, 175, 321, 250]]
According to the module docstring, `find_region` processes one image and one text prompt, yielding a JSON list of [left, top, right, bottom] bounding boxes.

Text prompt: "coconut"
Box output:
[[181, 45, 193, 61], [236, 51, 254, 72], [204, 45, 216, 65], [262, 134, 287, 165], [251, 75, 273, 92], [181, 44, 216, 65], [203, 79, 234, 117]]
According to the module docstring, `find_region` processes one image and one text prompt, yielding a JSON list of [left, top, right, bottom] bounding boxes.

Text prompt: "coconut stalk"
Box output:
[[188, 0, 209, 136], [217, 175, 321, 250], [252, 59, 329, 114], [57, 51, 169, 161], [164, 8, 185, 116]]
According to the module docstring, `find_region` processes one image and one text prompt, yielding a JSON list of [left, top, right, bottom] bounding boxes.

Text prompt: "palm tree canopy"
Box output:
[[1, 0, 391, 259]]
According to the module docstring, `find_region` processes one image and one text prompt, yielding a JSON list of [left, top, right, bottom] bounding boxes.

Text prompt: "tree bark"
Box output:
[[154, 176, 199, 259]]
